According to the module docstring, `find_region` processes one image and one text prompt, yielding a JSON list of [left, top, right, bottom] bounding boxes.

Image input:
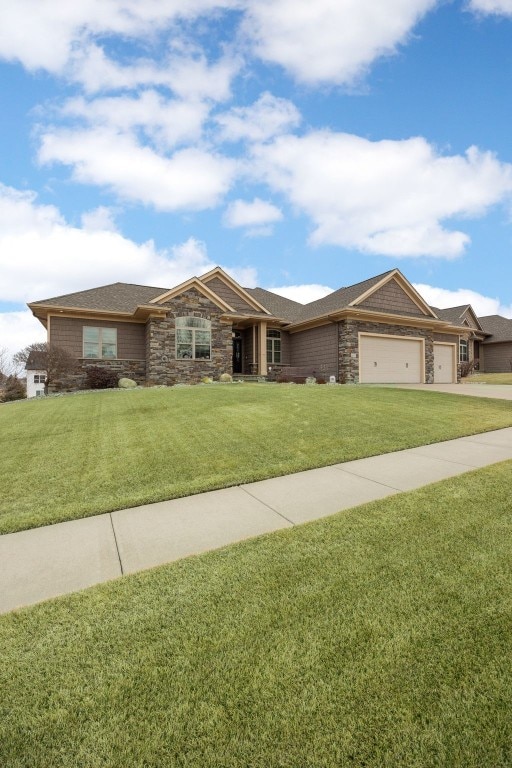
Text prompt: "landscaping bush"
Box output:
[[1, 376, 26, 402], [460, 360, 476, 378], [84, 366, 119, 389]]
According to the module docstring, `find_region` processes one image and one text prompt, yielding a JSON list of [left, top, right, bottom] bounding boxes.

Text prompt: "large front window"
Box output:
[[83, 327, 117, 359], [459, 339, 468, 363], [176, 317, 211, 360], [267, 329, 281, 364]]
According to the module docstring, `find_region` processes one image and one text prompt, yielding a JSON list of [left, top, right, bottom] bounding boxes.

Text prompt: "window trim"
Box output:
[[266, 329, 281, 365], [175, 316, 211, 361], [459, 338, 469, 363], [83, 326, 118, 360]]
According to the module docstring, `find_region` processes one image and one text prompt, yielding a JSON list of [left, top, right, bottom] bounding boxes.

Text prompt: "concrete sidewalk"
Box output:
[[2, 427, 512, 614]]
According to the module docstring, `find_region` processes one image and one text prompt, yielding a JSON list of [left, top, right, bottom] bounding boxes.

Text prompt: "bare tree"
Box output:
[[13, 342, 76, 394], [0, 346, 22, 381]]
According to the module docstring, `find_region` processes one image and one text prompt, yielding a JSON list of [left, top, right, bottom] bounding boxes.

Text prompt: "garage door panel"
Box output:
[[434, 343, 455, 383], [360, 335, 423, 384]]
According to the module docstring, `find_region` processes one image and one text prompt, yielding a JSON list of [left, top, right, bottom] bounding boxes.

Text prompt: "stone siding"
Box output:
[[146, 288, 232, 385], [49, 359, 146, 392], [338, 319, 435, 384]]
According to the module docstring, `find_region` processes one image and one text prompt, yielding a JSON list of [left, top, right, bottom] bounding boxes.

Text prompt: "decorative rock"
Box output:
[[118, 377, 137, 389]]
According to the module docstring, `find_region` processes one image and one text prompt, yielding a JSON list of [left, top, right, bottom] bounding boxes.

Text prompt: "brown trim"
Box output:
[[46, 310, 150, 325], [258, 321, 267, 376]]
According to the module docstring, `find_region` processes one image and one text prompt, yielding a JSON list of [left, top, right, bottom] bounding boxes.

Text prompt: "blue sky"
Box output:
[[1, 0, 512, 356]]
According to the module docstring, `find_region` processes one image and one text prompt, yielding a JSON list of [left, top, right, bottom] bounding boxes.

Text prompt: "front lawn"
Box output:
[[466, 372, 512, 384], [2, 384, 512, 534], [1, 461, 511, 767]]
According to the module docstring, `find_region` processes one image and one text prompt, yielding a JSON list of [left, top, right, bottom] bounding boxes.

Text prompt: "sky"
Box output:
[[1, 0, 512, 357]]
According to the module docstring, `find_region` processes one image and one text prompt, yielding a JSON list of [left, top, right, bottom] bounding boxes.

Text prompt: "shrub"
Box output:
[[85, 366, 119, 389], [219, 373, 232, 382], [460, 360, 476, 378], [2, 376, 26, 402]]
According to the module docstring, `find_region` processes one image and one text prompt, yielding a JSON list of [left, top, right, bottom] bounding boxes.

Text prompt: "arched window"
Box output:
[[176, 317, 211, 360]]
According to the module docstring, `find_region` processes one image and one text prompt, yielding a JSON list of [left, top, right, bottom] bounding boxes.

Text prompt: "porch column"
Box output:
[[258, 320, 267, 376]]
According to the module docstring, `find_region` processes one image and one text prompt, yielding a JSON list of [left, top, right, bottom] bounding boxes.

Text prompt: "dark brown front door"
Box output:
[[233, 336, 242, 373]]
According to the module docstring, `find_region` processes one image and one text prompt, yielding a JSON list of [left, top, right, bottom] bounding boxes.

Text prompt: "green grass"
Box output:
[[1, 461, 512, 767], [2, 383, 512, 534], [466, 372, 512, 384]]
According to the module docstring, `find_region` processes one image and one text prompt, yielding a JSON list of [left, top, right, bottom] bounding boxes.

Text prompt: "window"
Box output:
[[267, 329, 281, 364], [83, 327, 117, 359], [176, 317, 211, 360], [459, 339, 468, 363], [33, 374, 45, 383]]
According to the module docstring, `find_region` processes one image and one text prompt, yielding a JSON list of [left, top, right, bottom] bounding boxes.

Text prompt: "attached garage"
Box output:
[[359, 333, 424, 383], [433, 342, 456, 383]]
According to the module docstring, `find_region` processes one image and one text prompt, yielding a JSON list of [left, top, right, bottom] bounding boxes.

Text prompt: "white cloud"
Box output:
[[73, 45, 239, 99], [414, 283, 512, 318], [0, 183, 214, 304], [0, 0, 237, 73], [81, 206, 118, 232], [224, 197, 283, 228], [243, 0, 438, 85], [39, 127, 236, 211], [0, 311, 47, 359], [216, 92, 301, 143], [62, 91, 210, 150], [469, 0, 512, 15], [252, 132, 512, 258], [267, 284, 333, 304]]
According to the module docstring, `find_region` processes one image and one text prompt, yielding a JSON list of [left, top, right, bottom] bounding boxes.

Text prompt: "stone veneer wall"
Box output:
[[338, 319, 435, 384], [50, 359, 146, 392], [145, 288, 233, 385]]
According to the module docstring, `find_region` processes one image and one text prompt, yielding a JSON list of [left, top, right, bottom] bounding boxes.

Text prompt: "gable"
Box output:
[[150, 277, 234, 311], [204, 276, 260, 313], [200, 267, 270, 314], [460, 307, 481, 330], [357, 277, 428, 317]]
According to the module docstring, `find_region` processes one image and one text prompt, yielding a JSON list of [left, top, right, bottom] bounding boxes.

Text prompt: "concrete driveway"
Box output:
[[386, 383, 512, 400]]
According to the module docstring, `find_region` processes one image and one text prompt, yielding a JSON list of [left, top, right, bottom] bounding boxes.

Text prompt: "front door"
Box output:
[[232, 335, 242, 373]]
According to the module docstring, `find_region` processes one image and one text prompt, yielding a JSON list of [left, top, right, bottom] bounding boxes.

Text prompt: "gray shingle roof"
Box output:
[[431, 305, 470, 323], [244, 287, 306, 322], [26, 351, 47, 370], [30, 282, 169, 313], [478, 315, 512, 342]]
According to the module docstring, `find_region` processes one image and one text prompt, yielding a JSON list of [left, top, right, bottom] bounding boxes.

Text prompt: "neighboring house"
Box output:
[[478, 315, 512, 372], [431, 305, 487, 370], [25, 351, 47, 398], [26, 266, 501, 390]]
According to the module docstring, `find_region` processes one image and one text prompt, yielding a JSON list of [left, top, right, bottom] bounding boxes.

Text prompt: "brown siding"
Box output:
[[434, 332, 458, 343], [359, 279, 426, 316], [205, 277, 257, 312], [49, 316, 146, 359], [482, 342, 512, 372], [290, 323, 338, 376]]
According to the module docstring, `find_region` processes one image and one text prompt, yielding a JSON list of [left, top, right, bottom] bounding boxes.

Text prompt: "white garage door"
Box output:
[[360, 334, 423, 383], [434, 343, 455, 383]]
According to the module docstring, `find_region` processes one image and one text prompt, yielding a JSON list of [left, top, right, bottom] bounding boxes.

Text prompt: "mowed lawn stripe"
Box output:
[[1, 462, 511, 767], [2, 383, 512, 533]]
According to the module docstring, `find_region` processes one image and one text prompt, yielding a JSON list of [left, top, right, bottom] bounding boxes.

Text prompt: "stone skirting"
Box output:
[[49, 359, 147, 392]]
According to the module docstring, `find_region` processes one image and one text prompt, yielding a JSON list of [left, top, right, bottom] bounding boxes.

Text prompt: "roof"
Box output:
[[431, 305, 470, 324], [30, 282, 168, 313], [28, 267, 475, 330], [26, 351, 47, 370], [478, 315, 512, 343]]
